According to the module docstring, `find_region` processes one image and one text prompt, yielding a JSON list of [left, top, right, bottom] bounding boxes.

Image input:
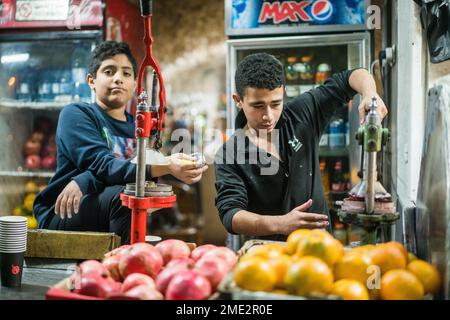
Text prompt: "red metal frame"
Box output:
[[120, 1, 175, 244]]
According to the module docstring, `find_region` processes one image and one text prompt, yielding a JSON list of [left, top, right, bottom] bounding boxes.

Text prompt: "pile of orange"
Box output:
[[232, 229, 442, 300]]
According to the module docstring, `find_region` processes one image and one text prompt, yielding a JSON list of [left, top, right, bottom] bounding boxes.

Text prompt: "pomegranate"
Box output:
[[30, 131, 45, 143], [104, 245, 130, 258], [123, 285, 163, 300], [102, 255, 122, 281], [155, 264, 190, 295], [155, 239, 191, 265], [41, 155, 56, 169], [43, 143, 57, 157], [119, 243, 163, 279], [79, 260, 110, 278], [166, 257, 195, 269], [24, 155, 41, 170], [121, 273, 156, 293], [24, 139, 41, 156], [75, 274, 121, 298], [194, 256, 229, 290], [190, 244, 217, 261], [202, 247, 237, 271], [165, 270, 212, 300]]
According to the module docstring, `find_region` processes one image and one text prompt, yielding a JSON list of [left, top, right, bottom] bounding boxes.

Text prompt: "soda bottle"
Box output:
[[331, 161, 344, 192], [51, 69, 61, 102], [297, 55, 315, 83], [71, 45, 90, 102], [37, 69, 52, 102], [333, 222, 348, 245], [60, 68, 72, 99], [315, 63, 332, 85], [329, 119, 345, 148], [344, 172, 351, 191], [320, 160, 330, 193], [285, 56, 299, 82], [17, 71, 31, 101]]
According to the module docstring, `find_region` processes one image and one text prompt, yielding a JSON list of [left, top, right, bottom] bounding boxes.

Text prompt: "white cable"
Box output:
[[371, 59, 380, 75]]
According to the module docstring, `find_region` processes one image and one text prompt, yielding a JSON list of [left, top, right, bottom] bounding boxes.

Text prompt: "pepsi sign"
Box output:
[[229, 0, 366, 34], [259, 0, 334, 25]]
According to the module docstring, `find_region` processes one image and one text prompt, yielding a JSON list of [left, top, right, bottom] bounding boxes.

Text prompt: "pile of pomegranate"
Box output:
[[23, 117, 56, 170], [69, 240, 237, 300]]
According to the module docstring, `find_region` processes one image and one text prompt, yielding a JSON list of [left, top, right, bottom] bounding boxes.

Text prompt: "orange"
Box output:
[[334, 252, 372, 285], [272, 289, 288, 295], [13, 206, 27, 217], [23, 193, 36, 213], [369, 243, 407, 274], [286, 229, 312, 255], [350, 244, 376, 256], [284, 256, 334, 297], [407, 260, 441, 295], [245, 243, 286, 260], [385, 242, 408, 262], [331, 279, 369, 300], [267, 254, 292, 289], [27, 215, 38, 229], [233, 257, 277, 292], [25, 181, 39, 194], [295, 232, 344, 266], [310, 229, 335, 239], [408, 252, 418, 263], [380, 269, 424, 300]]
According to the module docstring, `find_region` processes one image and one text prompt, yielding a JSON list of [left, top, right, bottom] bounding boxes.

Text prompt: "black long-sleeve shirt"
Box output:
[[214, 70, 358, 241]]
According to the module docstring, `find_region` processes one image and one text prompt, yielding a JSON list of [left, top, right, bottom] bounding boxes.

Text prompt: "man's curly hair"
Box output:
[[235, 53, 285, 99], [88, 41, 138, 79]]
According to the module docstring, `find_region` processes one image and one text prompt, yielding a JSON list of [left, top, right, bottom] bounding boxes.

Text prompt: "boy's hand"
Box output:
[[358, 93, 389, 125], [168, 153, 208, 184], [55, 180, 83, 220], [279, 199, 329, 235]]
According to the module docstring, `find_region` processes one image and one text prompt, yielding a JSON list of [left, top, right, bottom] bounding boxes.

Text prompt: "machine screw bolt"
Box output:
[[368, 125, 377, 134]]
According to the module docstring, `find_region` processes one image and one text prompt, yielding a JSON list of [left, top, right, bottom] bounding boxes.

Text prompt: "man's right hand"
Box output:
[[279, 199, 329, 235], [55, 180, 83, 220]]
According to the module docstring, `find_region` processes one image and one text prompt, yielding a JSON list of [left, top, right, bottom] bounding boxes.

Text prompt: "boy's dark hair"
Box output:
[[88, 41, 138, 79], [235, 53, 285, 99]]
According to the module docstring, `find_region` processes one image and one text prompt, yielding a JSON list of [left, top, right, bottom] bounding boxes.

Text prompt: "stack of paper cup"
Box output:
[[0, 216, 28, 287]]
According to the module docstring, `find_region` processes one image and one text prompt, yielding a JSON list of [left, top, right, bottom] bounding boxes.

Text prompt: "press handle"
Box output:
[[140, 0, 152, 16]]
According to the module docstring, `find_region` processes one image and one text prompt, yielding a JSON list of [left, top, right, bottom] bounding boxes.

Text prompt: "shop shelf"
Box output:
[[0, 99, 66, 110], [0, 170, 55, 178], [319, 146, 349, 157]]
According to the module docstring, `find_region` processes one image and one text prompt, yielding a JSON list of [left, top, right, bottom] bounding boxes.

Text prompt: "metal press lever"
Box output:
[[355, 96, 389, 214], [365, 97, 379, 214]]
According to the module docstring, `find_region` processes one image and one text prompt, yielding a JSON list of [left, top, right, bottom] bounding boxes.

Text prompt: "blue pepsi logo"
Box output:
[[311, 0, 333, 22]]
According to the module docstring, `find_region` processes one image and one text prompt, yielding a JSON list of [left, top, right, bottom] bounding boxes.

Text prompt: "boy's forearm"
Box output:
[[150, 165, 171, 178], [349, 69, 377, 96], [231, 210, 281, 236]]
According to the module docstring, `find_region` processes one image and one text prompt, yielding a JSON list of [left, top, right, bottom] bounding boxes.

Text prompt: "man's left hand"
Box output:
[[358, 93, 388, 125]]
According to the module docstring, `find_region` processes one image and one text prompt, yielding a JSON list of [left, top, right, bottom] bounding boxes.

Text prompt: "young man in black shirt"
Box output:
[[215, 53, 388, 241]]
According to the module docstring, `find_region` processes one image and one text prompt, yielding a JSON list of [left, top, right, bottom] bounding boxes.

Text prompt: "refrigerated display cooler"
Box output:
[[0, 0, 145, 218], [0, 0, 104, 218], [225, 0, 372, 249]]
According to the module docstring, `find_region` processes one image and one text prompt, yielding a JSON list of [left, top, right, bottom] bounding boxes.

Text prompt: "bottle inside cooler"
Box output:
[[320, 159, 330, 193], [71, 45, 91, 103], [331, 161, 345, 192], [285, 56, 299, 82]]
